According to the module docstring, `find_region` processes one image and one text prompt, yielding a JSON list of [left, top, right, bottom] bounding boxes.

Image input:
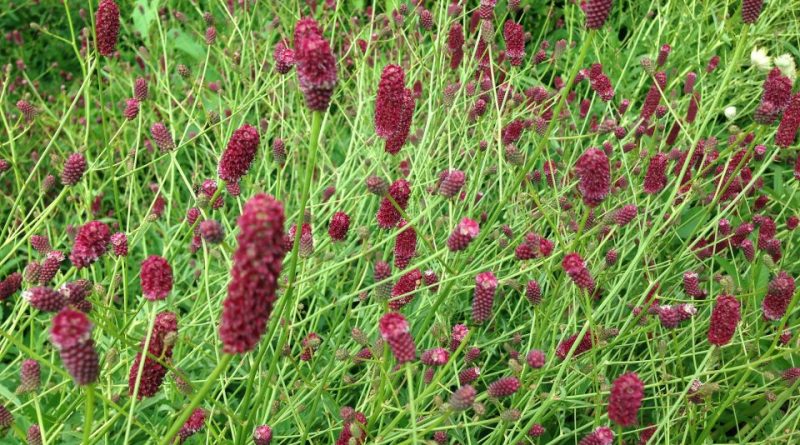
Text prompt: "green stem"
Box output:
[[83, 384, 95, 445], [160, 354, 234, 445]]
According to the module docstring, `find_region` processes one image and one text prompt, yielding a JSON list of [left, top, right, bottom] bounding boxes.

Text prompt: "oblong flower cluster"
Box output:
[[562, 253, 595, 291], [389, 269, 422, 310], [70, 221, 111, 268], [374, 65, 406, 138], [393, 220, 417, 269], [219, 194, 286, 354], [50, 308, 99, 385], [95, 0, 120, 56], [328, 211, 350, 241], [503, 20, 525, 66], [487, 376, 520, 398], [379, 312, 415, 363], [761, 271, 795, 321], [294, 18, 338, 111], [575, 148, 610, 207], [61, 152, 87, 186], [218, 124, 260, 184], [583, 0, 613, 30], [607, 372, 644, 427], [140, 255, 173, 301], [377, 179, 411, 229], [447, 217, 479, 251], [589, 64, 615, 101], [471, 271, 498, 323], [708, 294, 741, 346], [128, 311, 178, 399]]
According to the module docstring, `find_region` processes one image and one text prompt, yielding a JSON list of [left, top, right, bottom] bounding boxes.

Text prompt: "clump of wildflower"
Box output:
[[526, 349, 546, 368], [776, 93, 800, 148], [448, 24, 464, 69], [589, 63, 615, 101], [393, 220, 417, 269], [608, 372, 644, 427], [741, 0, 764, 24], [526, 279, 542, 304], [95, 0, 120, 56], [439, 170, 466, 198], [643, 153, 668, 194], [220, 194, 286, 354], [0, 272, 22, 302], [556, 330, 594, 360], [562, 253, 596, 291], [273, 40, 295, 74], [708, 294, 741, 346], [199, 220, 225, 245], [379, 312, 415, 363], [50, 308, 99, 385], [384, 90, 415, 155], [22, 286, 65, 312], [123, 98, 140, 120]]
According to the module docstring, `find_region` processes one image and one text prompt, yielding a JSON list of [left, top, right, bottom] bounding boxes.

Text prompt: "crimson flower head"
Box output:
[[487, 376, 520, 398], [0, 272, 23, 302], [447, 24, 464, 69], [178, 408, 206, 443], [50, 308, 99, 385], [293, 17, 338, 111], [741, 0, 764, 24], [220, 194, 286, 354], [377, 179, 411, 229], [273, 40, 295, 74], [563, 253, 595, 290], [140, 255, 173, 301], [384, 89, 415, 155], [61, 152, 87, 186], [589, 64, 615, 101], [22, 286, 65, 312], [643, 153, 668, 194], [449, 385, 476, 410], [708, 294, 741, 346], [472, 271, 498, 323], [503, 20, 525, 66], [575, 148, 610, 207], [129, 311, 179, 398], [95, 0, 120, 56], [447, 218, 479, 252], [583, 0, 613, 29], [579, 426, 614, 445], [70, 221, 111, 268], [608, 372, 644, 427], [379, 312, 416, 363], [421, 347, 450, 366], [776, 93, 800, 148], [393, 220, 417, 269], [556, 330, 594, 360], [389, 268, 422, 310], [150, 122, 175, 151], [762, 271, 795, 321], [439, 170, 465, 198], [375, 65, 407, 138], [218, 124, 260, 183], [254, 425, 273, 445], [328, 211, 350, 241]]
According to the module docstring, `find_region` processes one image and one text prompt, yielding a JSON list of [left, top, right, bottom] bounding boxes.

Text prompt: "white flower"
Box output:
[[775, 54, 797, 81], [750, 47, 771, 71], [724, 106, 737, 120]]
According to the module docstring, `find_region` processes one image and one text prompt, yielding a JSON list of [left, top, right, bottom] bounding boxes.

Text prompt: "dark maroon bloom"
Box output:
[[287, 222, 314, 258], [562, 253, 595, 290], [439, 170, 465, 198], [643, 153, 668, 194], [449, 385, 476, 410], [447, 218, 479, 252], [458, 367, 481, 385], [741, 0, 764, 24], [124, 98, 139, 120], [393, 220, 417, 269], [613, 205, 638, 226], [526, 349, 546, 368], [384, 89, 415, 155], [487, 376, 520, 398], [605, 249, 618, 265], [783, 368, 800, 384], [762, 271, 795, 321], [683, 271, 706, 299], [579, 426, 614, 445], [526, 279, 542, 304], [608, 372, 644, 427], [389, 268, 422, 310], [479, 0, 497, 19], [0, 272, 22, 301], [776, 93, 800, 148], [199, 220, 225, 245], [377, 179, 411, 229], [556, 330, 594, 360], [421, 348, 450, 366], [374, 261, 392, 300], [447, 24, 464, 70], [379, 312, 415, 363], [583, 0, 613, 29], [272, 138, 286, 165], [589, 63, 615, 101], [418, 8, 433, 30], [110, 232, 128, 256], [95, 0, 120, 56], [293, 17, 338, 111], [220, 194, 286, 354], [254, 425, 273, 445], [38, 251, 64, 284], [17, 359, 40, 394], [50, 308, 99, 385], [328, 211, 350, 241], [335, 411, 368, 445], [205, 26, 217, 45], [17, 99, 37, 121], [640, 71, 667, 122], [140, 256, 173, 301], [22, 286, 64, 312], [0, 404, 11, 433], [61, 152, 87, 186], [150, 122, 175, 151], [450, 324, 468, 352], [375, 65, 406, 138], [273, 40, 295, 74], [129, 311, 178, 398], [186, 207, 200, 226], [30, 235, 51, 254], [178, 408, 206, 443], [70, 221, 111, 268], [503, 20, 525, 66], [218, 124, 260, 183], [472, 271, 498, 324], [755, 68, 792, 124], [134, 77, 148, 101], [708, 294, 741, 346], [575, 148, 611, 207], [656, 44, 671, 66]]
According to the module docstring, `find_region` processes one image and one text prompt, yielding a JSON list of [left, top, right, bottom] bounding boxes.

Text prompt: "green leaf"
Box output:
[[131, 0, 157, 40], [167, 28, 204, 61], [677, 206, 707, 240]]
